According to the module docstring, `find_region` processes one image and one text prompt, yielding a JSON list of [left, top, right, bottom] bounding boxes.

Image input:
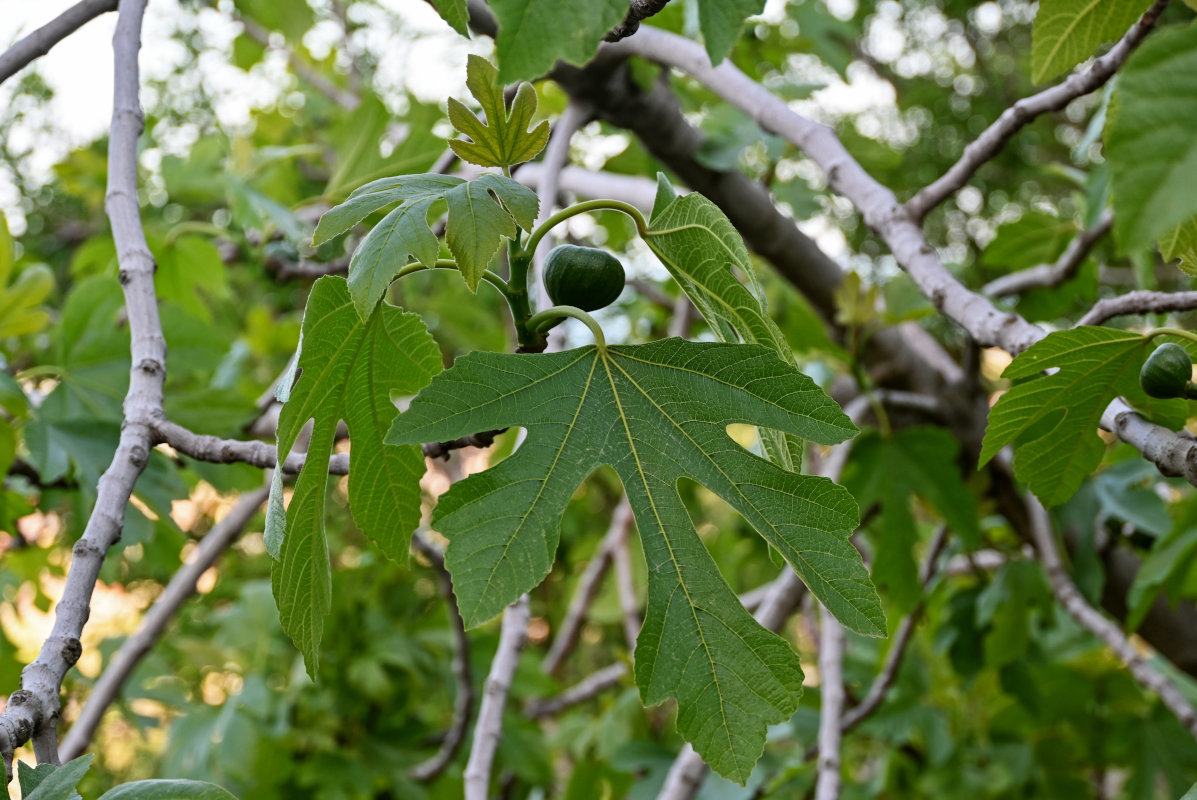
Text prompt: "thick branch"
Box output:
[[1026, 494, 1197, 740], [59, 487, 268, 761], [1079, 289, 1197, 326], [463, 595, 530, 800], [604, 0, 672, 42], [905, 0, 1169, 220], [408, 534, 474, 782], [0, 0, 117, 86], [0, 1, 158, 780], [983, 210, 1113, 297]]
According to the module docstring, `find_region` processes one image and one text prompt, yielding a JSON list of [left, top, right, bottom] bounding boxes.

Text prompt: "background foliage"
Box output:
[[3, 0, 1197, 798]]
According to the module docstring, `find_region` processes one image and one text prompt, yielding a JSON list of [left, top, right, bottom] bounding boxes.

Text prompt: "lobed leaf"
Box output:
[[1031, 0, 1152, 83], [1106, 24, 1197, 253], [313, 172, 538, 309], [448, 54, 549, 168], [979, 327, 1156, 506], [488, 0, 627, 84], [696, 0, 766, 66], [388, 338, 879, 782], [266, 276, 442, 678]]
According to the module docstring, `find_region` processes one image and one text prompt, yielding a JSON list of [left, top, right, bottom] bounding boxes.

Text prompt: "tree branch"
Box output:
[[604, 0, 672, 42], [1079, 289, 1197, 327], [982, 209, 1113, 297], [814, 608, 845, 800], [0, 0, 157, 779], [463, 595, 530, 800], [525, 662, 629, 719], [408, 533, 475, 782], [905, 0, 1169, 221], [0, 0, 117, 87], [603, 25, 1197, 493], [1025, 492, 1197, 740], [59, 487, 269, 761]]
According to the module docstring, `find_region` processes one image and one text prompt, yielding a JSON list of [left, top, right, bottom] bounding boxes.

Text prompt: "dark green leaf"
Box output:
[[388, 338, 878, 782], [267, 276, 442, 678], [489, 0, 627, 84]]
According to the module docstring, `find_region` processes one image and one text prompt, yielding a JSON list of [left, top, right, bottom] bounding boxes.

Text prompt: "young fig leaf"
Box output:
[[448, 54, 549, 168]]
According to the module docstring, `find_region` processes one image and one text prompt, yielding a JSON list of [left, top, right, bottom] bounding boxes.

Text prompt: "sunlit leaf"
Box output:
[[448, 55, 549, 168], [1031, 0, 1152, 83]]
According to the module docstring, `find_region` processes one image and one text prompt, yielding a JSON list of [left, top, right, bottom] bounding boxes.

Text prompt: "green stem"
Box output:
[[164, 221, 232, 246], [527, 305, 607, 350], [1146, 327, 1197, 346], [524, 199, 649, 256], [1185, 383, 1197, 401], [15, 364, 61, 381], [394, 260, 511, 295], [507, 250, 541, 350]]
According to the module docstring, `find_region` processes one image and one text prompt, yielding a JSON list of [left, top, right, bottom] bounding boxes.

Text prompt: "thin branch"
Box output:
[[905, 0, 1169, 220], [1025, 493, 1197, 740], [59, 487, 269, 761], [525, 662, 629, 718], [604, 25, 1197, 491], [814, 607, 845, 800], [533, 101, 591, 322], [0, 0, 157, 778], [605, 0, 672, 42], [1079, 289, 1197, 327], [152, 419, 350, 474], [0, 0, 117, 87], [839, 526, 949, 734], [423, 429, 507, 461], [464, 595, 530, 800], [542, 498, 634, 676], [408, 533, 475, 782], [983, 210, 1114, 297], [612, 529, 641, 651], [238, 15, 359, 110]]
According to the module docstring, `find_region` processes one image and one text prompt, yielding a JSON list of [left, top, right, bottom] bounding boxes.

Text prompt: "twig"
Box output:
[[155, 418, 502, 472], [1079, 290, 1197, 327], [612, 531, 641, 651], [408, 533, 475, 782], [1025, 493, 1197, 740], [814, 607, 845, 800], [0, 0, 157, 779], [525, 662, 628, 718], [0, 0, 117, 86], [905, 0, 1169, 220], [839, 526, 948, 734], [464, 595, 530, 800], [982, 210, 1114, 297], [604, 0, 672, 42], [238, 15, 359, 110], [532, 102, 591, 345], [542, 498, 634, 676], [59, 487, 269, 761]]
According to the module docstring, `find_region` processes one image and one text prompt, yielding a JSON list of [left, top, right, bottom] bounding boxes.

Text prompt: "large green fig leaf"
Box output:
[[387, 338, 880, 782], [267, 276, 442, 678]]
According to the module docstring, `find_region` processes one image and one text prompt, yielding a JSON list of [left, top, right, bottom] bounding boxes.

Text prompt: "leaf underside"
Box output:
[[979, 326, 1176, 507], [388, 338, 880, 782], [267, 276, 442, 678]]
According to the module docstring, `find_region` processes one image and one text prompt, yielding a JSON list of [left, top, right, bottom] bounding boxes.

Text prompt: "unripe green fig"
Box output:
[[1140, 342, 1194, 399], [542, 245, 625, 312]]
